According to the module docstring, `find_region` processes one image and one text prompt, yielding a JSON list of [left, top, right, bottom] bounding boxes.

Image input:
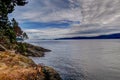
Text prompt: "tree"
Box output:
[[12, 18, 23, 36], [12, 18, 29, 40], [23, 32, 28, 39], [0, 0, 28, 26], [0, 0, 28, 43], [5, 26, 16, 43]]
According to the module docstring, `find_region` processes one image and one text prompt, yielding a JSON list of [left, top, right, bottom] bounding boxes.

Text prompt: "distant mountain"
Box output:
[[55, 33, 120, 40]]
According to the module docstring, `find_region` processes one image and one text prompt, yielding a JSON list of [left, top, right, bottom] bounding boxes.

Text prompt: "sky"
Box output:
[[10, 0, 120, 39]]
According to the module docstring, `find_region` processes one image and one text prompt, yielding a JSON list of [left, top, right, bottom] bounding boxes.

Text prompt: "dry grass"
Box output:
[[0, 51, 45, 80]]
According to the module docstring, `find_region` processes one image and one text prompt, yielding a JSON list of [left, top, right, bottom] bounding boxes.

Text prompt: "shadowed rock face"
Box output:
[[24, 43, 51, 57], [0, 51, 62, 80], [16, 42, 51, 57], [42, 66, 62, 80]]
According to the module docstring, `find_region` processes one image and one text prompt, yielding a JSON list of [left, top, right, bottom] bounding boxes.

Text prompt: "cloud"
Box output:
[[11, 0, 81, 23], [25, 28, 72, 39], [10, 0, 120, 39]]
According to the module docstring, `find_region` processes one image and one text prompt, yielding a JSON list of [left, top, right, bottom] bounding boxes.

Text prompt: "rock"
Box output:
[[24, 43, 51, 52], [42, 66, 62, 80], [16, 42, 51, 57], [26, 48, 44, 57], [0, 42, 51, 57]]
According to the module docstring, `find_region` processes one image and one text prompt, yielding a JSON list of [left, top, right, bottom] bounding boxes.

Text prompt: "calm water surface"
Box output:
[[27, 40, 120, 80]]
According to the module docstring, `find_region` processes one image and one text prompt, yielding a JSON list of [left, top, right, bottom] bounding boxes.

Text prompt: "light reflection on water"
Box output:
[[27, 39, 120, 80]]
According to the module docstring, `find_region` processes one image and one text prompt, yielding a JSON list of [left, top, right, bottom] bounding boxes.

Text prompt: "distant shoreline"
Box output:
[[55, 33, 120, 40]]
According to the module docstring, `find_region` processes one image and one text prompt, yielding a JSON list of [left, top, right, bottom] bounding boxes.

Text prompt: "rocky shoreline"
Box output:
[[0, 43, 62, 80], [0, 42, 51, 57], [17, 42, 51, 57]]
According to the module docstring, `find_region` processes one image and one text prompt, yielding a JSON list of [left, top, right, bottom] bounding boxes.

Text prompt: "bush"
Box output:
[[16, 42, 27, 54]]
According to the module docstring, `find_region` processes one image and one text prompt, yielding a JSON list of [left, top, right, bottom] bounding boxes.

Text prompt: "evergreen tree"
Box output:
[[0, 0, 28, 43], [12, 18, 29, 40], [0, 0, 28, 27]]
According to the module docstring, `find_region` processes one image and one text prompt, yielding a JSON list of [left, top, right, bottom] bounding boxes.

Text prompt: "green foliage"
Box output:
[[16, 42, 27, 53], [0, 0, 28, 26], [0, 0, 28, 14], [5, 27, 16, 43]]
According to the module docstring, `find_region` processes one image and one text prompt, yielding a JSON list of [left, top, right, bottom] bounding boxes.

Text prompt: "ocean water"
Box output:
[[26, 39, 120, 80]]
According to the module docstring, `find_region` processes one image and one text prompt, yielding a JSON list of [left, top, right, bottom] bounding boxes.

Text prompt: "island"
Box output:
[[55, 33, 120, 40]]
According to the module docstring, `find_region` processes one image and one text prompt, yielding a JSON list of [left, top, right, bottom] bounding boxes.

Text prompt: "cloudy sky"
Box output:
[[10, 0, 120, 39]]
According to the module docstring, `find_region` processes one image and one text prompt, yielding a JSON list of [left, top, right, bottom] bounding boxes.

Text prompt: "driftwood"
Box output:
[[0, 44, 7, 51]]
